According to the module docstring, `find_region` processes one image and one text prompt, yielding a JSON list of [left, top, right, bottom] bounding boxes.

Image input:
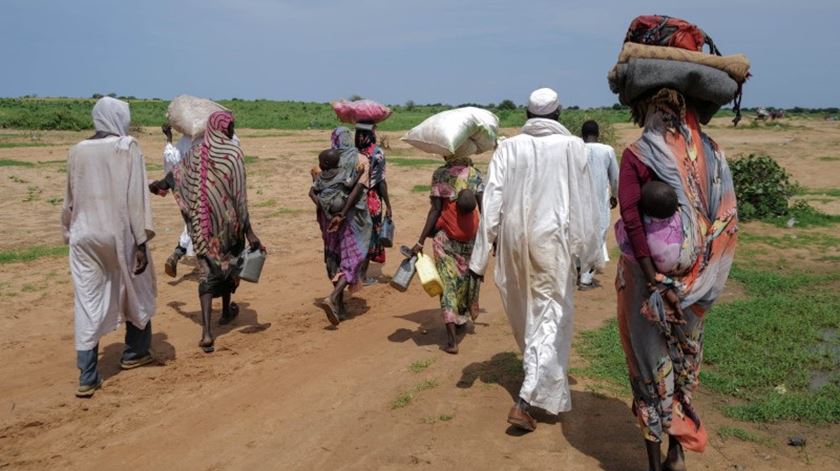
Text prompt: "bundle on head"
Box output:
[[608, 15, 750, 126]]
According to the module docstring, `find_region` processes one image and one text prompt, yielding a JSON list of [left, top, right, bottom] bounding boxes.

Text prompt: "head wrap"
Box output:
[[92, 97, 130, 137], [527, 88, 561, 116]]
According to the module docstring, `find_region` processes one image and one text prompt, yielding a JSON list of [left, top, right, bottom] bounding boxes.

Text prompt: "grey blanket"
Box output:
[[608, 58, 739, 124]]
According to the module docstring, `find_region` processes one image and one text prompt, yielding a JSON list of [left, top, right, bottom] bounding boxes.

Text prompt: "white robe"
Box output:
[[470, 118, 602, 414], [62, 137, 157, 351], [585, 142, 618, 265], [164, 139, 195, 255]]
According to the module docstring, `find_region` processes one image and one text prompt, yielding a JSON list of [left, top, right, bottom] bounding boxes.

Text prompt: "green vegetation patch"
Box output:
[[412, 185, 431, 193], [390, 379, 440, 410], [0, 245, 68, 264], [575, 264, 840, 424], [408, 358, 435, 373], [717, 426, 772, 446], [0, 159, 34, 167], [389, 157, 441, 168]]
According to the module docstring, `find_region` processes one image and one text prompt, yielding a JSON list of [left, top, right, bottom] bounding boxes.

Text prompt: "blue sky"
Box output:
[[2, 0, 838, 108]]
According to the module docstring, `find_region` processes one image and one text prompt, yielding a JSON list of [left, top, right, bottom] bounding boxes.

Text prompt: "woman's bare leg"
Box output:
[[645, 439, 662, 471], [199, 293, 214, 350], [443, 322, 458, 354], [664, 435, 686, 471]]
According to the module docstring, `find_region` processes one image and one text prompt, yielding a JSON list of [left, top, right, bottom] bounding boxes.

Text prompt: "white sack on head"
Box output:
[[401, 107, 499, 158], [167, 95, 230, 137]]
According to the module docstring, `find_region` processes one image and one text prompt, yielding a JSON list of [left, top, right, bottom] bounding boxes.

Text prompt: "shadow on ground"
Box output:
[[458, 352, 642, 469]]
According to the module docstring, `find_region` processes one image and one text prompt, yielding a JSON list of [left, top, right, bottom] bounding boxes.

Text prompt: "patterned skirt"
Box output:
[[367, 191, 386, 264], [616, 255, 708, 452], [432, 230, 480, 325]]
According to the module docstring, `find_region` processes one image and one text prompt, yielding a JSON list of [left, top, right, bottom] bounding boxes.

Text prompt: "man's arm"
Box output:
[[469, 146, 506, 276]]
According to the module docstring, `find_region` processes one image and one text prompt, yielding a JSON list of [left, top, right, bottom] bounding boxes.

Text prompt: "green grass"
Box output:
[[799, 187, 840, 198], [46, 196, 63, 206], [0, 245, 68, 264], [269, 207, 303, 217], [0, 142, 58, 149], [0, 97, 627, 146], [8, 175, 27, 183], [254, 198, 278, 208], [412, 185, 431, 193], [390, 379, 440, 410], [818, 156, 840, 162], [738, 232, 840, 249], [717, 426, 773, 446], [575, 264, 840, 424], [389, 157, 441, 168], [0, 159, 34, 167], [408, 358, 435, 373], [244, 155, 259, 165]]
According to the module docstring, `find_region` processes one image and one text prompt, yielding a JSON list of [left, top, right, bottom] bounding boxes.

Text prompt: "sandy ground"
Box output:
[[0, 117, 838, 470]]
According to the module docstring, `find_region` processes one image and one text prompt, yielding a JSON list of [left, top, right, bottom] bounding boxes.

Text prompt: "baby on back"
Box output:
[[617, 180, 684, 274], [311, 149, 353, 217]]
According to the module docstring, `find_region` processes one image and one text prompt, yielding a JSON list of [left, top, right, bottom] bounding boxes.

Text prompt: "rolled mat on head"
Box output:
[[618, 42, 750, 83], [401, 107, 499, 158], [167, 95, 230, 137], [608, 59, 739, 124]]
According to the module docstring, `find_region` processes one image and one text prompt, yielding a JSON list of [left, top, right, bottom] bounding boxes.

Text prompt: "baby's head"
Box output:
[[318, 149, 341, 171], [641, 181, 678, 219], [456, 189, 477, 214]]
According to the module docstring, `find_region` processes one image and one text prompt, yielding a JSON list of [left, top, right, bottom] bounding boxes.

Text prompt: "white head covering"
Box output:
[[92, 97, 131, 137], [527, 88, 561, 116]]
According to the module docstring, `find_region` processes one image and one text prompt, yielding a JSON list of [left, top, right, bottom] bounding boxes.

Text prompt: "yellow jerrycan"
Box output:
[[415, 252, 443, 297]]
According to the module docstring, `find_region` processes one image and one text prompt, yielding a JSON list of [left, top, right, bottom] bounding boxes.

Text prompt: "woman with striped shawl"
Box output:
[[150, 111, 262, 352], [615, 89, 737, 471]]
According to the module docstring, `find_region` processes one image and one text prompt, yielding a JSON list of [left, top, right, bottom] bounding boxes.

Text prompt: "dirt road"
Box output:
[[1, 120, 837, 470]]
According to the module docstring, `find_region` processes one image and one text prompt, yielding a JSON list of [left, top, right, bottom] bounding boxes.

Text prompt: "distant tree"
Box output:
[[486, 103, 496, 109], [405, 99, 416, 111], [91, 93, 103, 99], [107, 92, 117, 98], [349, 94, 364, 101], [497, 99, 517, 111], [612, 103, 623, 110], [567, 105, 580, 110]]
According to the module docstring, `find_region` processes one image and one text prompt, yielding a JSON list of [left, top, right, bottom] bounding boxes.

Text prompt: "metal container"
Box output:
[[380, 217, 395, 248], [390, 246, 416, 292], [238, 248, 266, 283]]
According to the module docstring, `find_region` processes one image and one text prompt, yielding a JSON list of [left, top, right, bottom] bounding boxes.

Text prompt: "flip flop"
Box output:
[[320, 297, 340, 326], [219, 302, 240, 326], [120, 354, 155, 370], [199, 339, 215, 353]]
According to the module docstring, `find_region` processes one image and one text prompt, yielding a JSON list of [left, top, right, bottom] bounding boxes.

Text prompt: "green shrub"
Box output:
[[730, 154, 799, 220]]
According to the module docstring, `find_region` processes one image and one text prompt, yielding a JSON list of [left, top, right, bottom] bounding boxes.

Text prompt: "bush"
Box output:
[[730, 154, 799, 220]]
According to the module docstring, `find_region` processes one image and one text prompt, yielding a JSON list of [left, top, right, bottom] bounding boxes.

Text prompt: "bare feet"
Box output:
[[443, 342, 459, 354]]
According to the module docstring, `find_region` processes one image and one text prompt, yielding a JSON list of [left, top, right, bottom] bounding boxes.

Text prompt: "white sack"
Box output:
[[402, 107, 499, 157], [167, 95, 230, 137]]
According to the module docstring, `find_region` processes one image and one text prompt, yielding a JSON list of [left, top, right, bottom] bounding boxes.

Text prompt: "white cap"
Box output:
[[527, 88, 560, 115]]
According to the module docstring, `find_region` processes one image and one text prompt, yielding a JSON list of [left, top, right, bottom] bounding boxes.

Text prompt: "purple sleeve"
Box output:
[[618, 149, 652, 260]]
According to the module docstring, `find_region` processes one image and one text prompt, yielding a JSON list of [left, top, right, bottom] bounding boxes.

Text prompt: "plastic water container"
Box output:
[[380, 217, 395, 248], [238, 248, 266, 283], [415, 252, 443, 297], [390, 246, 416, 292]]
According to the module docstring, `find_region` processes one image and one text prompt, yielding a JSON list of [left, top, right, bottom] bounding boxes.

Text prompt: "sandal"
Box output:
[[507, 405, 537, 432], [320, 297, 340, 326], [199, 338, 215, 353]]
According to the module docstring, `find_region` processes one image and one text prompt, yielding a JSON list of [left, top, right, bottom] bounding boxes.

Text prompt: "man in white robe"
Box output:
[[62, 97, 157, 398], [160, 123, 194, 277], [579, 120, 619, 289], [470, 88, 602, 431]]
